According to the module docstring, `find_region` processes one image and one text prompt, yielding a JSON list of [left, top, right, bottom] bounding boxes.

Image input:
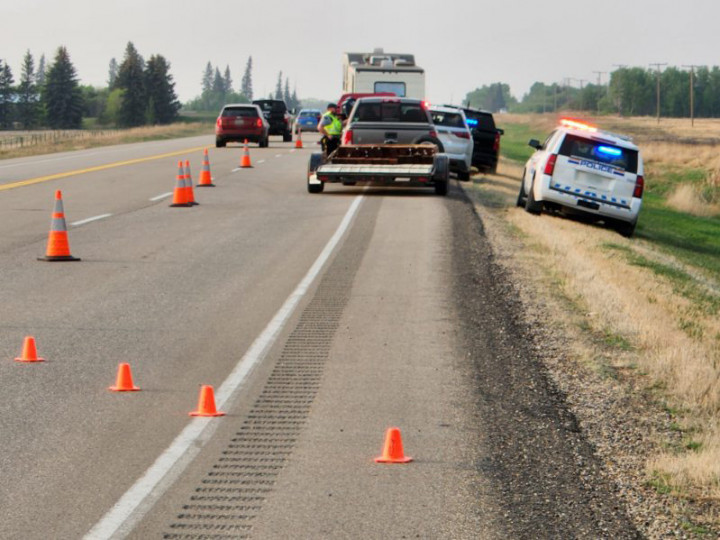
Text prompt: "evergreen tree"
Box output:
[[212, 67, 225, 95], [43, 46, 83, 129], [18, 50, 40, 128], [36, 54, 46, 87], [291, 87, 299, 111], [115, 42, 147, 127], [145, 54, 180, 124], [108, 58, 118, 88], [223, 65, 232, 96], [283, 77, 291, 105], [0, 60, 15, 128], [241, 56, 253, 100], [274, 71, 283, 100], [202, 62, 213, 94]]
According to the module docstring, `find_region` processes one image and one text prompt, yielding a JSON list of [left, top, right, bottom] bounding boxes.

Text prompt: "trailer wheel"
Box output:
[[433, 154, 449, 196], [307, 152, 324, 194]]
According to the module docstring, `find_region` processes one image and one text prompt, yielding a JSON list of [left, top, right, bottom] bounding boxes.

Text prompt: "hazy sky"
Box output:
[[2, 0, 719, 105]]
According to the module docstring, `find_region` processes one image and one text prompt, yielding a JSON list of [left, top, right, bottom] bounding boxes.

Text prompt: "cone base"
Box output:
[[374, 456, 413, 464], [38, 255, 80, 261], [15, 357, 44, 363], [196, 184, 216, 187], [239, 165, 253, 169], [169, 203, 192, 207], [109, 386, 140, 392], [189, 411, 226, 417]]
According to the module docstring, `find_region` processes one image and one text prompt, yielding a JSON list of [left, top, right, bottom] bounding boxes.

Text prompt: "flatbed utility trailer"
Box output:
[[307, 144, 450, 195]]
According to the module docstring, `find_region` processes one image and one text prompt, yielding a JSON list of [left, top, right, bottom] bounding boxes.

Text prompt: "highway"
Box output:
[[0, 133, 638, 539]]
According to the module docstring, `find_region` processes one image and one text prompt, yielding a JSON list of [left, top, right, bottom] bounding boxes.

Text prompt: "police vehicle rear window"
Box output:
[[431, 112, 465, 128], [559, 134, 638, 173], [222, 107, 258, 118], [353, 102, 427, 123]]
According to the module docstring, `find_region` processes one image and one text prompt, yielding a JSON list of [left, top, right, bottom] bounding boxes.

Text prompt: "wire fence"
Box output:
[[0, 129, 121, 150]]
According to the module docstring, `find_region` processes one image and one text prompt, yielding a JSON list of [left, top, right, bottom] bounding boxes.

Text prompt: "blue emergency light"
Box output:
[[597, 145, 622, 157], [466, 118, 478, 126]]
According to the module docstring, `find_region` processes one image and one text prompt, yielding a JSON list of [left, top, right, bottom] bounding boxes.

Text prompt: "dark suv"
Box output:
[[444, 105, 503, 173], [252, 99, 293, 142]]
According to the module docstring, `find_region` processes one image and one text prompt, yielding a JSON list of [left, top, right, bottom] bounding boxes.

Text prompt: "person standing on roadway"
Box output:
[[318, 103, 343, 157]]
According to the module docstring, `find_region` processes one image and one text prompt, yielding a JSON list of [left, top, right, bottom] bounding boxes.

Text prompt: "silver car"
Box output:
[[429, 106, 473, 181]]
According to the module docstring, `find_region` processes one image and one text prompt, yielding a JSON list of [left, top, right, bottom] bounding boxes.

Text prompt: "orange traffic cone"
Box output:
[[295, 128, 303, 149], [170, 161, 190, 207], [374, 427, 412, 464], [239, 140, 253, 168], [189, 385, 225, 417], [109, 363, 140, 391], [38, 190, 80, 261], [197, 149, 215, 187], [14, 336, 45, 363], [184, 160, 198, 205]]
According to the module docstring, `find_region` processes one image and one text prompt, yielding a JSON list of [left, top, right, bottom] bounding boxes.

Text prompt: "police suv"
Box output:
[[517, 119, 644, 237]]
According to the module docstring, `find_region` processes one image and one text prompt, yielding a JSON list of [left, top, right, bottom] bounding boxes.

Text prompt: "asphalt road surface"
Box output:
[[0, 133, 639, 539]]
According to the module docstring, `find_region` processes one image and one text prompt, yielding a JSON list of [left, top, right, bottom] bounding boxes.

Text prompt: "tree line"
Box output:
[[465, 66, 720, 118], [185, 59, 301, 113], [0, 42, 180, 130]]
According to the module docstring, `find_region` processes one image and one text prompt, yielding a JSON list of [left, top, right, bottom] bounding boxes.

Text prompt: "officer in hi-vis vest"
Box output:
[[317, 103, 343, 157]]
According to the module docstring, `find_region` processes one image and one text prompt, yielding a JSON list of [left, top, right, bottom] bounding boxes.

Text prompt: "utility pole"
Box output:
[[612, 65, 627, 115], [593, 71, 608, 113], [682, 64, 700, 127], [649, 63, 667, 124]]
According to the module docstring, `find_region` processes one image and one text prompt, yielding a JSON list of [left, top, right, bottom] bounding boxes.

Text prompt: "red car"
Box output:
[[215, 104, 269, 148]]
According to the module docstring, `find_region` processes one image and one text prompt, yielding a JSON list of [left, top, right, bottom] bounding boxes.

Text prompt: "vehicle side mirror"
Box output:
[[497, 128, 504, 135], [528, 139, 542, 150]]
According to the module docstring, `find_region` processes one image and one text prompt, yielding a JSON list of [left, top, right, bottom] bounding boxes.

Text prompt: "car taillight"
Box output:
[[429, 130, 437, 139], [216, 118, 221, 127], [256, 118, 262, 127], [544, 154, 557, 176], [493, 133, 500, 151], [633, 175, 644, 198], [343, 129, 353, 145], [454, 131, 470, 139]]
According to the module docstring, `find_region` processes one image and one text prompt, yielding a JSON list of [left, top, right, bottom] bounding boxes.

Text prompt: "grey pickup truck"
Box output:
[[307, 97, 450, 195]]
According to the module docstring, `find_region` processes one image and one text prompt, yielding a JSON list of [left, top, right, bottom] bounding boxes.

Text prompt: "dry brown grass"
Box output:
[[472, 158, 720, 506], [666, 184, 720, 216], [0, 123, 212, 159]]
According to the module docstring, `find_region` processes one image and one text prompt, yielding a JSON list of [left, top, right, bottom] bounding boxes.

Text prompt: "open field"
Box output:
[[0, 122, 213, 159], [470, 114, 720, 534]]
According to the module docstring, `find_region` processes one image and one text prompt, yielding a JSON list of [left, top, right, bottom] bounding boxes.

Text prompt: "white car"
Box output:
[[517, 119, 644, 237], [429, 106, 473, 181]]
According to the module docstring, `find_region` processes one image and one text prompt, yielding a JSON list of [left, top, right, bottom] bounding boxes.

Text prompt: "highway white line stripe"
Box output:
[[275, 154, 282, 158], [84, 194, 365, 540], [290, 149, 296, 153], [257, 159, 266, 163], [70, 213, 112, 227], [149, 192, 172, 201], [231, 167, 241, 172]]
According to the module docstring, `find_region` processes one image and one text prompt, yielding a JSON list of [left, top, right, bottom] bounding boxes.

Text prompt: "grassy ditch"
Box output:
[[0, 121, 214, 160]]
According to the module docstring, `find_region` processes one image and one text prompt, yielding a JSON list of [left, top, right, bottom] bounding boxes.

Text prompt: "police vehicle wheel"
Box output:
[[283, 131, 293, 143], [215, 138, 226, 148], [457, 171, 470, 182], [516, 170, 527, 207], [615, 219, 636, 238], [524, 175, 543, 214]]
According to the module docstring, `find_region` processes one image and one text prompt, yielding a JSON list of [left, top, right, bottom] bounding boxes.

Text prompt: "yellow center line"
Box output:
[[0, 145, 208, 192]]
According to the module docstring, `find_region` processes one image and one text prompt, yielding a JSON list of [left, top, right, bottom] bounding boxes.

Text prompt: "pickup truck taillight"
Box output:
[[493, 132, 501, 151], [256, 118, 263, 127], [343, 129, 353, 145], [454, 131, 470, 139], [633, 175, 644, 198], [544, 154, 557, 176]]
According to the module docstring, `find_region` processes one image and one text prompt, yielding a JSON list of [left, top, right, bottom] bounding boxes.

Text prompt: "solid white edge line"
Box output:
[[149, 192, 172, 201], [84, 194, 365, 540], [70, 213, 112, 227]]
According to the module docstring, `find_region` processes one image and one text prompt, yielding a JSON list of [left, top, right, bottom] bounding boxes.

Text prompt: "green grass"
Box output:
[[499, 123, 546, 164]]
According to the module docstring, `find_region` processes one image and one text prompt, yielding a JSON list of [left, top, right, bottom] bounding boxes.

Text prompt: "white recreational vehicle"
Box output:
[[342, 48, 426, 99]]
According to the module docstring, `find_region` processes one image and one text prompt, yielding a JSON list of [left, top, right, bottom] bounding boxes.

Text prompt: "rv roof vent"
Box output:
[[380, 58, 394, 68], [394, 59, 412, 66], [372, 47, 384, 55], [370, 55, 389, 66]]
